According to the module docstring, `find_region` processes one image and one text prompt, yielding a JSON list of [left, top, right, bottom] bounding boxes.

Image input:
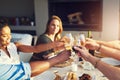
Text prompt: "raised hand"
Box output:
[[85, 38, 99, 50], [57, 50, 71, 62], [60, 36, 70, 44], [73, 46, 90, 61]]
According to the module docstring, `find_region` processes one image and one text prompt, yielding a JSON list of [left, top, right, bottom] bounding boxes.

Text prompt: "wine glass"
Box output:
[[79, 34, 86, 46], [65, 33, 74, 50]]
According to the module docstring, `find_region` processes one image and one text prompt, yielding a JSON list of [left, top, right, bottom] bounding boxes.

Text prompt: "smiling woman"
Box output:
[[0, 23, 71, 79]]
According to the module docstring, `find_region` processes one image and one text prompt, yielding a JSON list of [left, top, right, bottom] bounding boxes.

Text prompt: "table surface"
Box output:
[[32, 61, 109, 80], [49, 62, 109, 80]]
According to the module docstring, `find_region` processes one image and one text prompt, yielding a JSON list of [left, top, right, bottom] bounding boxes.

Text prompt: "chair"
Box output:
[[11, 33, 35, 62]]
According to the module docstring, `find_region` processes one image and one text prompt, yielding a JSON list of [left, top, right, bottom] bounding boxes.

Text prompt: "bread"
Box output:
[[67, 72, 73, 80], [54, 73, 61, 80], [72, 72, 77, 80], [67, 72, 77, 80]]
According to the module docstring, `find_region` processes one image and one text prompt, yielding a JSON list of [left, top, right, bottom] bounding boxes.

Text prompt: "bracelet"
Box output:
[[94, 58, 101, 68], [97, 44, 102, 52]]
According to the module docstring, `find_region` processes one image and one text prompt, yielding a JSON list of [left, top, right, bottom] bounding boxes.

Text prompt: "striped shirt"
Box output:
[[0, 43, 31, 80]]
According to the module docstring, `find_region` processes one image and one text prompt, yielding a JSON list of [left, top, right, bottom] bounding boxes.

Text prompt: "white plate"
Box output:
[[32, 71, 56, 80], [101, 57, 120, 66]]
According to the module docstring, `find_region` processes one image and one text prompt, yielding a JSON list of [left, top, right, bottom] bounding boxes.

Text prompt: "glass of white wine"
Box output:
[[79, 34, 86, 46], [65, 33, 74, 50]]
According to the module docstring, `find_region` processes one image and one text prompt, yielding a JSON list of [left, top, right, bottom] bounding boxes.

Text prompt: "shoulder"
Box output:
[[36, 34, 52, 44], [38, 34, 48, 39], [8, 43, 16, 47], [37, 34, 50, 41], [7, 43, 17, 49]]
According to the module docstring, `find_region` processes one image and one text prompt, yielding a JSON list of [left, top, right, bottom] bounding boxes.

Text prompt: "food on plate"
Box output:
[[79, 73, 91, 80], [67, 71, 77, 80]]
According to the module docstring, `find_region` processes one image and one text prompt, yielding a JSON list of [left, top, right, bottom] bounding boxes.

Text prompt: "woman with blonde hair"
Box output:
[[30, 15, 69, 61], [45, 15, 63, 40]]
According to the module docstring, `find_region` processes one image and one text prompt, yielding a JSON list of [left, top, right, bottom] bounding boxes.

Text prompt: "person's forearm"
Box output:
[[96, 40, 114, 48], [47, 55, 62, 67], [87, 55, 120, 80], [31, 57, 60, 77], [31, 52, 67, 77], [97, 44, 120, 60], [17, 41, 60, 53], [97, 60, 120, 80], [35, 42, 57, 52], [96, 40, 120, 50]]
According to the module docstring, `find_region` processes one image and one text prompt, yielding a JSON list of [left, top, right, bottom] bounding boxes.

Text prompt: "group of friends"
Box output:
[[0, 15, 120, 80]]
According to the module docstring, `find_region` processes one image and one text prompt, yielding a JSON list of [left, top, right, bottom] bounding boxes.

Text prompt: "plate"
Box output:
[[101, 57, 120, 66], [32, 71, 56, 80]]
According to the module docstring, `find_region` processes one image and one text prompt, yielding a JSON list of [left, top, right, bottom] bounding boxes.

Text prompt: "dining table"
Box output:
[[32, 60, 109, 80]]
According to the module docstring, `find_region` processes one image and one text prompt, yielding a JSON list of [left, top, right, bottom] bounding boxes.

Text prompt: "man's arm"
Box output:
[[30, 50, 71, 77]]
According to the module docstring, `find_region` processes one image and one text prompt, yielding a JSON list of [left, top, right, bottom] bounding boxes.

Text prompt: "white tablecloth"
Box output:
[[32, 62, 109, 80], [49, 65, 108, 80]]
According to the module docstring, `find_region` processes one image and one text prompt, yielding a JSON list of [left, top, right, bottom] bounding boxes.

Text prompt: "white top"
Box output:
[[0, 43, 20, 64]]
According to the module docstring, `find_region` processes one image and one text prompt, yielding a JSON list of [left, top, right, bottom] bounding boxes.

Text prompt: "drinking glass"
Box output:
[[65, 33, 74, 50], [79, 34, 85, 46]]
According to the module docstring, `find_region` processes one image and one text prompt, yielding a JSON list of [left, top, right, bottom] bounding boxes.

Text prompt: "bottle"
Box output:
[[88, 31, 94, 56]]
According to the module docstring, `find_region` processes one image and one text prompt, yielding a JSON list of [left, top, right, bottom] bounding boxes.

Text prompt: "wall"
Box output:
[[101, 0, 119, 41], [34, 0, 48, 36], [35, 0, 120, 41], [0, 0, 34, 17]]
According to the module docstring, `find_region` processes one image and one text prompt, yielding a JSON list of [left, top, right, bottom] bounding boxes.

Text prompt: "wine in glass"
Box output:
[[65, 33, 74, 50], [79, 34, 85, 46]]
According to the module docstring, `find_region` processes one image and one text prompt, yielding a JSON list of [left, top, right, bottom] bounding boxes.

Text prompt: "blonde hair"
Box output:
[[45, 15, 63, 41]]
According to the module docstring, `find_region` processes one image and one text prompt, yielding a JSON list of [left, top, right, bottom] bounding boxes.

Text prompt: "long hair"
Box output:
[[44, 15, 63, 41]]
